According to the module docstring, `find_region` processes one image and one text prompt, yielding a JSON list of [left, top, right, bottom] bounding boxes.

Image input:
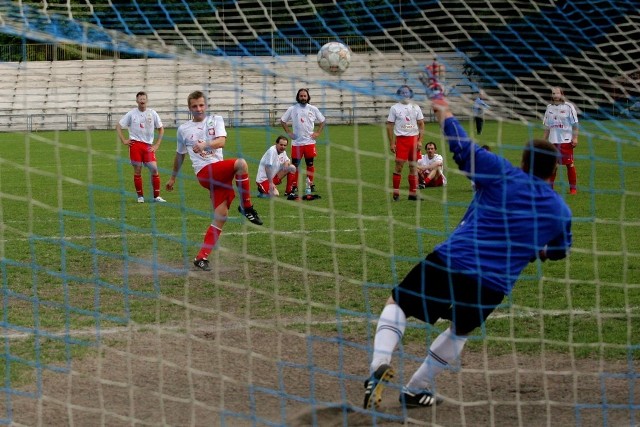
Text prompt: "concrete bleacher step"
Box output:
[[0, 51, 470, 130]]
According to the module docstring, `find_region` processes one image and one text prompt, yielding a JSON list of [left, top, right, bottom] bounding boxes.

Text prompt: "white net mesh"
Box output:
[[0, 1, 638, 426]]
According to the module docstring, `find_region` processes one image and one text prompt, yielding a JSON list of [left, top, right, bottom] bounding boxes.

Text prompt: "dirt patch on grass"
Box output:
[[5, 319, 637, 426]]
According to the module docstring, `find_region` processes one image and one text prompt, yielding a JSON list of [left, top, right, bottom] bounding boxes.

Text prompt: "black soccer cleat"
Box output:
[[363, 364, 394, 410], [193, 258, 211, 271], [399, 386, 443, 408], [238, 205, 263, 225]]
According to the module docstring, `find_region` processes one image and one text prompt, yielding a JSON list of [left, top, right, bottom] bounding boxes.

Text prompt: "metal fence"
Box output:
[[0, 107, 422, 132]]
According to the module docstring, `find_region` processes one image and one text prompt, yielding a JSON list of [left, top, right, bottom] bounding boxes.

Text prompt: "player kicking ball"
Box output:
[[166, 90, 263, 272], [364, 77, 572, 410]]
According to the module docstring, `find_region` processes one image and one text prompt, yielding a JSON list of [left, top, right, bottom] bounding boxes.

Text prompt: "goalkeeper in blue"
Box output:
[[364, 85, 573, 410]]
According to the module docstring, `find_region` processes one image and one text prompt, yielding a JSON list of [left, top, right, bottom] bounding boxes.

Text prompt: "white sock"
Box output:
[[406, 327, 467, 391], [370, 304, 406, 374]]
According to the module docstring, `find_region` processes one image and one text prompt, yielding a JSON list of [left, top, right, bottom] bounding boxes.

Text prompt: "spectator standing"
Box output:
[[472, 91, 490, 135]]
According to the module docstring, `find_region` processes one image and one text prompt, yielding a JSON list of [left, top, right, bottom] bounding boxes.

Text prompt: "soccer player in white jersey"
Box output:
[[387, 85, 425, 201], [280, 88, 326, 196], [116, 91, 166, 203], [255, 135, 296, 197], [417, 141, 447, 188], [543, 86, 579, 194], [165, 90, 263, 272]]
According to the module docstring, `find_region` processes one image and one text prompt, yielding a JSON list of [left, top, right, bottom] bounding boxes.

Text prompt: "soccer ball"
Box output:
[[317, 42, 351, 75]]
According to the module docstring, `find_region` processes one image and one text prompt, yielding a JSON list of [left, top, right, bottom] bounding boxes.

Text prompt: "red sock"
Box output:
[[197, 225, 222, 260], [286, 172, 296, 193], [408, 174, 418, 195], [392, 173, 401, 192], [307, 165, 315, 184], [152, 174, 161, 198], [134, 174, 143, 196], [235, 173, 252, 208], [567, 165, 577, 190], [424, 177, 432, 187]]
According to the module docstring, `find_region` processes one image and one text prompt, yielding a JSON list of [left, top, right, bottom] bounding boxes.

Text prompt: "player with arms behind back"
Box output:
[[543, 86, 579, 194], [116, 91, 166, 203], [165, 90, 263, 272], [280, 88, 326, 197], [387, 85, 425, 200], [363, 80, 573, 411]]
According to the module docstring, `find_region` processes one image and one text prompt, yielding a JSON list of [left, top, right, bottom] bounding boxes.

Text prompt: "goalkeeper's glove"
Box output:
[[419, 68, 448, 108]]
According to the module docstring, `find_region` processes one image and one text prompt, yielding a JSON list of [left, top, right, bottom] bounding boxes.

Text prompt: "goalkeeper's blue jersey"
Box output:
[[434, 117, 573, 295]]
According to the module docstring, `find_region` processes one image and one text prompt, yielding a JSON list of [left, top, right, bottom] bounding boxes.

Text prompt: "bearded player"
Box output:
[[280, 88, 326, 197]]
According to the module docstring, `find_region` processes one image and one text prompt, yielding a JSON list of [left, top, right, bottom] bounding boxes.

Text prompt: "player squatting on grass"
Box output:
[[364, 80, 573, 410]]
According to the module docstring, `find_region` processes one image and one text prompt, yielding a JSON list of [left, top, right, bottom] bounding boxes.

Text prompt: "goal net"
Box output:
[[0, 1, 638, 426]]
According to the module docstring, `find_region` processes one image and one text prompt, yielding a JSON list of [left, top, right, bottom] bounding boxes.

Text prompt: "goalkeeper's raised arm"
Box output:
[[429, 94, 501, 185]]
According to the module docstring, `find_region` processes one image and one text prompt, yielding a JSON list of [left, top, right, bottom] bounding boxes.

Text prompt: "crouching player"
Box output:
[[256, 135, 297, 198], [417, 141, 447, 188]]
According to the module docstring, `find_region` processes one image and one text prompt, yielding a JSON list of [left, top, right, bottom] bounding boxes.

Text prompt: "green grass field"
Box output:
[[1, 119, 639, 388]]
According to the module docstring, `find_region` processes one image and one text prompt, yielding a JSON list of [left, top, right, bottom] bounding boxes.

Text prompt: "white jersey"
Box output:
[[118, 108, 163, 144], [176, 115, 227, 174], [543, 101, 578, 145], [387, 102, 424, 136], [418, 154, 447, 184], [256, 145, 291, 182], [280, 103, 325, 146]]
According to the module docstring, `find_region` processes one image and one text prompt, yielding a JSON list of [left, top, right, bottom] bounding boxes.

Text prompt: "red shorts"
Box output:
[[395, 135, 419, 162], [556, 143, 574, 165], [256, 176, 282, 194], [129, 140, 157, 163], [291, 144, 317, 160], [196, 160, 237, 209]]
